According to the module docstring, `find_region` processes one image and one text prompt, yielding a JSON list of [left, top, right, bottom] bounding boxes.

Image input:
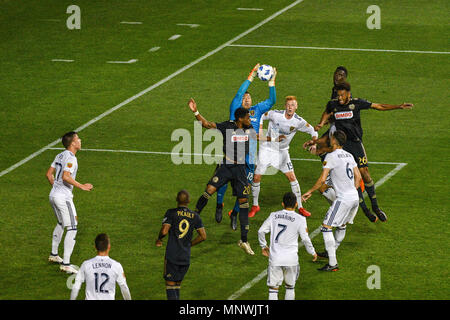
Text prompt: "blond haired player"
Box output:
[[70, 233, 131, 300], [258, 192, 317, 300], [250, 96, 318, 218], [46, 131, 93, 274]]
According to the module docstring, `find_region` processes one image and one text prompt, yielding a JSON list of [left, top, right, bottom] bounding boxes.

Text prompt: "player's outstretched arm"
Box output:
[[188, 98, 217, 129], [302, 168, 330, 202], [314, 111, 332, 131], [370, 102, 414, 111], [62, 171, 93, 191], [191, 227, 206, 247]]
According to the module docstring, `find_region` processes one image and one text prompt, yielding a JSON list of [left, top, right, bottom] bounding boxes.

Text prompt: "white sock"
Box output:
[[285, 287, 295, 300], [290, 180, 302, 208], [252, 182, 260, 206], [322, 188, 336, 204], [334, 227, 347, 250], [51, 224, 64, 256], [322, 229, 337, 266], [269, 288, 278, 300], [63, 228, 77, 265]]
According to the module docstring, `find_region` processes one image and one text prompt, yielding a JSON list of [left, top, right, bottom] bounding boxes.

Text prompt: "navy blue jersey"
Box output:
[[163, 207, 203, 265], [215, 121, 256, 165]]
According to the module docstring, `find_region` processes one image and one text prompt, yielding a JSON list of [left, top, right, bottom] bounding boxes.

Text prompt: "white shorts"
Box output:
[[267, 265, 299, 288], [255, 147, 293, 175], [323, 198, 359, 227], [49, 196, 78, 229]]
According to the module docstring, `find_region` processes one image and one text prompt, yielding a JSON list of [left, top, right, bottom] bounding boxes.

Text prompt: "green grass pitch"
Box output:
[[0, 0, 448, 300]]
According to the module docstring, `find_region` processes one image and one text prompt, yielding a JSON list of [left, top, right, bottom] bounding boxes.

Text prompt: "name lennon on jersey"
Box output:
[[92, 262, 112, 269]]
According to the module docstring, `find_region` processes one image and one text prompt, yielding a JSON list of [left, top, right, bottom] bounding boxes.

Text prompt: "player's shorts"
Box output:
[[49, 196, 77, 229], [255, 147, 294, 175], [323, 198, 359, 227], [164, 259, 190, 282], [267, 265, 299, 288], [208, 164, 250, 199], [343, 140, 368, 168]]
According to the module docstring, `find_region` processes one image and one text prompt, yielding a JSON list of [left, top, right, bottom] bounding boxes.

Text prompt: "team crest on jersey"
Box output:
[[67, 163, 73, 168], [250, 110, 255, 116], [212, 176, 219, 183], [289, 126, 295, 132], [322, 161, 327, 166], [349, 104, 355, 110]]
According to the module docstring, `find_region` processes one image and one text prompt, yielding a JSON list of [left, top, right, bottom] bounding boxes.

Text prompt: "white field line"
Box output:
[[106, 59, 138, 64], [0, 0, 306, 179], [237, 8, 264, 11], [176, 23, 200, 28], [120, 21, 143, 25], [227, 162, 407, 300], [51, 59, 74, 62], [168, 34, 182, 41], [228, 44, 450, 55]]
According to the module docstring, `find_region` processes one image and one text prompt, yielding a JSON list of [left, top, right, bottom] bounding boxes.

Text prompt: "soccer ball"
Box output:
[[257, 64, 274, 81]]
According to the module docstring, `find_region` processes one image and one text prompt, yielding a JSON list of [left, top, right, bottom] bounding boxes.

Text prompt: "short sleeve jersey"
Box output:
[[163, 207, 204, 265], [323, 149, 359, 200], [50, 150, 78, 198], [75, 256, 127, 300], [325, 98, 372, 142], [215, 121, 256, 165]]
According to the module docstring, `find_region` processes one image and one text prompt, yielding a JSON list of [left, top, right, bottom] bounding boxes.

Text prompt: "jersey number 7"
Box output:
[[275, 224, 287, 243]]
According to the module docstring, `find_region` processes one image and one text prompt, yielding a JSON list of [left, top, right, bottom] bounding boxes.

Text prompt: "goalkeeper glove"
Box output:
[[247, 63, 260, 82], [268, 67, 277, 87]]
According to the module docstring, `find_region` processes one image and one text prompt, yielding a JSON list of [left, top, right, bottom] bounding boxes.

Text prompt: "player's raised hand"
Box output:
[[81, 183, 93, 191], [247, 63, 260, 82], [400, 103, 413, 109], [268, 67, 276, 86], [188, 98, 197, 113]]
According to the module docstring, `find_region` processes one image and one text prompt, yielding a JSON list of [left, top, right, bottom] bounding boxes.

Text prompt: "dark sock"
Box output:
[[195, 192, 211, 214], [239, 203, 249, 242], [166, 287, 179, 300], [364, 180, 378, 209], [357, 187, 369, 212]]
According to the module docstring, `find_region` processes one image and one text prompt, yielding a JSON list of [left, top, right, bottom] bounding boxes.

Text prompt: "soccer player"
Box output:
[[258, 192, 317, 300], [302, 130, 362, 271], [216, 63, 277, 226], [250, 96, 318, 218], [188, 98, 256, 255], [70, 233, 132, 300], [311, 82, 413, 222], [46, 131, 93, 274], [156, 190, 206, 300]]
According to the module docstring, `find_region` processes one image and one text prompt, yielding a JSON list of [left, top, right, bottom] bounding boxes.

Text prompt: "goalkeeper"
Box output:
[[215, 63, 277, 229]]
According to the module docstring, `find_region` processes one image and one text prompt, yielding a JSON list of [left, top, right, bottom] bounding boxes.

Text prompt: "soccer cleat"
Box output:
[[248, 205, 260, 218], [48, 254, 63, 264], [60, 264, 79, 274], [316, 251, 329, 259], [373, 207, 387, 222], [298, 207, 311, 217], [215, 203, 224, 223], [238, 240, 255, 255], [229, 210, 238, 231], [317, 263, 339, 272], [363, 207, 378, 223]]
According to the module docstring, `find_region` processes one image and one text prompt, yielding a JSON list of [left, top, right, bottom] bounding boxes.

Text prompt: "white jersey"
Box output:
[[323, 149, 359, 201], [49, 150, 78, 199], [75, 256, 128, 300], [260, 110, 317, 151], [258, 209, 315, 266]]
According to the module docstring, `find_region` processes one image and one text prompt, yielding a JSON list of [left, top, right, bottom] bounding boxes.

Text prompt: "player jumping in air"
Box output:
[[307, 82, 413, 222], [216, 63, 277, 227]]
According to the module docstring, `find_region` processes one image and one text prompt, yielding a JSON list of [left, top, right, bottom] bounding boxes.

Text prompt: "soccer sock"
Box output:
[[322, 227, 337, 266], [233, 199, 240, 214], [321, 188, 336, 205], [364, 180, 379, 209], [285, 286, 295, 300], [166, 286, 179, 300], [239, 202, 249, 242], [216, 184, 228, 206], [334, 226, 347, 250], [195, 192, 211, 214], [357, 187, 369, 212], [251, 182, 260, 206], [290, 180, 303, 208], [63, 228, 77, 265], [269, 288, 278, 300], [51, 223, 64, 256]]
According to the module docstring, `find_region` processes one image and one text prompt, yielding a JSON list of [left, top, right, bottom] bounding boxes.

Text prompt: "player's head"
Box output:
[[282, 192, 298, 210], [241, 91, 252, 109], [284, 96, 298, 116], [234, 107, 251, 127], [331, 130, 347, 147], [95, 233, 111, 253], [176, 189, 190, 206], [335, 82, 351, 105], [334, 66, 348, 85], [62, 131, 81, 150]]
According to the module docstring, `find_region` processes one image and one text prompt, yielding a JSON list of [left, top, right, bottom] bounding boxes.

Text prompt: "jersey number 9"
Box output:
[[178, 219, 190, 239]]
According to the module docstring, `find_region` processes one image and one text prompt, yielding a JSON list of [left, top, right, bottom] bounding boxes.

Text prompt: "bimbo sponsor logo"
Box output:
[[335, 111, 353, 119]]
